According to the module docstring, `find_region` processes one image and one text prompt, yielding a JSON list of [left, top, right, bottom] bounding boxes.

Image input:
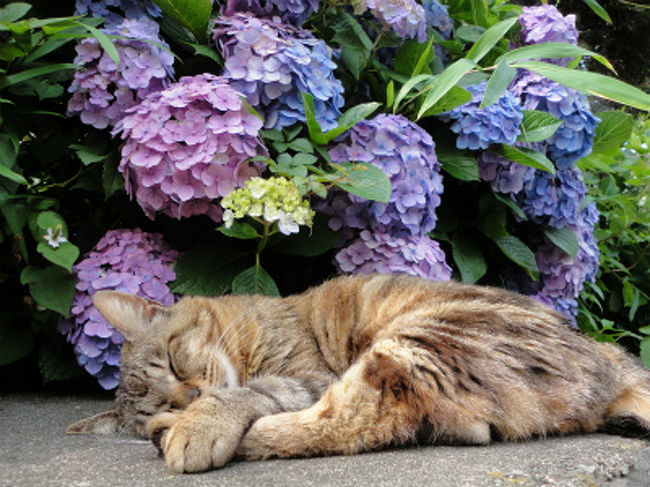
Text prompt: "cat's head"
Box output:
[[67, 291, 241, 437]]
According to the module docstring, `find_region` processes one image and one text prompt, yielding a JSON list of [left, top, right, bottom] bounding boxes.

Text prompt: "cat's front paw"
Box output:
[[146, 398, 247, 473]]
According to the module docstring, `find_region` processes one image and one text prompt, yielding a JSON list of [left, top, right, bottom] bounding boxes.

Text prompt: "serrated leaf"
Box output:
[[451, 230, 487, 283], [218, 221, 259, 239], [170, 244, 244, 296], [332, 162, 391, 203], [20, 266, 75, 316], [340, 45, 368, 80], [260, 129, 284, 142], [232, 266, 280, 297], [497, 144, 555, 174], [184, 42, 222, 65], [493, 192, 527, 220], [417, 58, 476, 119], [511, 61, 650, 112], [102, 154, 123, 199], [592, 111, 634, 154], [543, 226, 579, 258], [466, 17, 518, 63], [331, 12, 373, 51], [517, 110, 562, 143], [288, 138, 313, 153], [494, 235, 539, 280], [481, 61, 516, 108], [437, 150, 479, 181]]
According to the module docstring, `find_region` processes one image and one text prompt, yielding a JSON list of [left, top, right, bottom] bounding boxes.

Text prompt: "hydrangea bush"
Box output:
[[3, 0, 649, 388]]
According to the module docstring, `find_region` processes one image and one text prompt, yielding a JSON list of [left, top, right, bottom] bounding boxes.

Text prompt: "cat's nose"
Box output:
[[188, 387, 201, 403]]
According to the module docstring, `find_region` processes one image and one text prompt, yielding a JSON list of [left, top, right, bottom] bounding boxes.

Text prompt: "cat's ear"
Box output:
[[93, 290, 165, 341], [67, 406, 120, 435]]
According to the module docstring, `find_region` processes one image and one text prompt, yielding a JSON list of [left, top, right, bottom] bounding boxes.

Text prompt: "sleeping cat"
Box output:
[[68, 273, 650, 473]]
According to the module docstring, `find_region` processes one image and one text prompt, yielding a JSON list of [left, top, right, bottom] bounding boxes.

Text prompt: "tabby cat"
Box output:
[[68, 274, 650, 473]]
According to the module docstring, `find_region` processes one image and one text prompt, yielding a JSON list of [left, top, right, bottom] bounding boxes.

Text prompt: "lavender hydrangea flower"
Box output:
[[517, 167, 588, 229], [327, 114, 444, 237], [363, 0, 427, 42], [67, 17, 174, 130], [533, 203, 600, 322], [511, 72, 599, 169], [335, 230, 452, 281], [519, 5, 578, 47], [113, 74, 268, 221], [477, 151, 536, 194], [222, 0, 320, 26], [441, 82, 523, 150], [213, 13, 344, 130], [58, 229, 177, 389], [423, 0, 453, 39], [75, 0, 161, 28]]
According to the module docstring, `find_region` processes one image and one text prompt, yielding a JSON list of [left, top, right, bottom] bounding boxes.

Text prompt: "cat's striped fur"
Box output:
[[68, 274, 650, 473]]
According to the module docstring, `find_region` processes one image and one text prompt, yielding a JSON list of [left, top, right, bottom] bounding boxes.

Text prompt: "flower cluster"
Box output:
[[363, 0, 427, 42], [533, 203, 600, 322], [519, 5, 578, 47], [222, 0, 320, 26], [75, 0, 161, 28], [113, 74, 267, 221], [327, 114, 444, 237], [67, 17, 174, 129], [213, 13, 344, 130], [221, 176, 314, 235], [511, 72, 599, 169], [477, 150, 535, 195], [423, 0, 453, 39], [58, 229, 178, 389], [335, 230, 452, 281], [441, 82, 523, 150]]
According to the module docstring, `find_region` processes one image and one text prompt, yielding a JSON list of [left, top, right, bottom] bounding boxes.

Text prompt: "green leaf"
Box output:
[[469, 0, 490, 28], [497, 43, 615, 73], [301, 92, 327, 145], [0, 323, 34, 366], [451, 230, 487, 283], [0, 3, 31, 23], [386, 80, 394, 109], [497, 144, 555, 174], [323, 102, 381, 142], [184, 42, 222, 65], [543, 226, 579, 258], [417, 58, 476, 119], [481, 61, 517, 108], [0, 164, 28, 185], [437, 149, 479, 181], [418, 84, 473, 117], [455, 25, 485, 44], [582, 0, 612, 24], [271, 216, 338, 257], [232, 266, 280, 297], [591, 111, 634, 154], [511, 61, 650, 112], [37, 241, 79, 271], [69, 144, 108, 166], [39, 340, 84, 383], [640, 337, 650, 368], [218, 221, 259, 240], [152, 0, 212, 42], [466, 17, 518, 63], [36, 211, 66, 232], [81, 23, 120, 65], [493, 192, 527, 220], [494, 235, 539, 280], [394, 73, 435, 113], [340, 45, 368, 80], [260, 129, 284, 142], [102, 155, 124, 199], [0, 63, 78, 90], [170, 244, 245, 296], [287, 137, 314, 153], [331, 12, 373, 51], [516, 110, 562, 143], [20, 266, 75, 316], [331, 162, 391, 203]]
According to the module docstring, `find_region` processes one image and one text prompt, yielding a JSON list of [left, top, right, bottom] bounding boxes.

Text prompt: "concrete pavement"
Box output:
[[1, 394, 649, 486]]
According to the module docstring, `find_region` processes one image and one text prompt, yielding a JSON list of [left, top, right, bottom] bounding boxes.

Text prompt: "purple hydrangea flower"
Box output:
[[75, 0, 161, 28], [533, 203, 600, 322], [519, 5, 578, 47], [58, 228, 178, 389], [364, 0, 427, 42], [477, 150, 536, 194], [441, 82, 523, 150], [335, 230, 452, 281], [213, 13, 344, 130], [423, 0, 453, 39], [113, 74, 268, 221], [327, 114, 444, 237], [222, 0, 320, 26], [67, 17, 174, 129], [517, 167, 588, 229], [511, 72, 599, 169]]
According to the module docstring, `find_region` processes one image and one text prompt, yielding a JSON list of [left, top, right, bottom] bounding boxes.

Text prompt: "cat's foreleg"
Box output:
[[146, 374, 330, 473]]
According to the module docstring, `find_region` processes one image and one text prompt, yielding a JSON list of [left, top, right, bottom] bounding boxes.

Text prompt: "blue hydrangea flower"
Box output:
[[440, 82, 523, 150], [519, 5, 578, 47], [423, 0, 453, 39], [477, 150, 536, 194], [335, 230, 452, 281], [213, 13, 344, 130], [363, 0, 427, 42], [75, 0, 161, 28], [58, 229, 178, 389], [511, 72, 599, 169], [517, 167, 588, 229], [222, 0, 320, 26], [326, 114, 444, 237]]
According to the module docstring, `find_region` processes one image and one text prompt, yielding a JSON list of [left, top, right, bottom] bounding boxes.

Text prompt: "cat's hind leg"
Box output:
[[237, 338, 492, 461]]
